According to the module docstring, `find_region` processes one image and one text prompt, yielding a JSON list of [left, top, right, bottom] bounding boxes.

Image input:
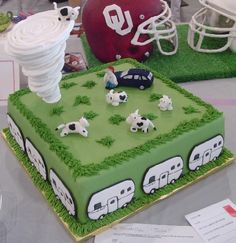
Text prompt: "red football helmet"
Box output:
[[82, 0, 178, 62]]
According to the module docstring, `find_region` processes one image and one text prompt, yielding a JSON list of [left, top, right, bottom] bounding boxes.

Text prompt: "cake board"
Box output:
[[1, 129, 235, 242]]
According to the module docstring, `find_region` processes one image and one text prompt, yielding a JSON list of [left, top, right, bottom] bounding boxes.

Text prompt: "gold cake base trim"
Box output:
[[1, 130, 235, 242]]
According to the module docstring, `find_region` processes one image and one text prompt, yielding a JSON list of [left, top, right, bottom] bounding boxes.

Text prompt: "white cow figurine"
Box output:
[[158, 95, 173, 111], [126, 109, 156, 133], [56, 117, 89, 137], [106, 89, 128, 106], [53, 2, 80, 21]]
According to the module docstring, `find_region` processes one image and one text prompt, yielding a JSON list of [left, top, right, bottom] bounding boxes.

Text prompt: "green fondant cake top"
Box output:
[[8, 59, 222, 179]]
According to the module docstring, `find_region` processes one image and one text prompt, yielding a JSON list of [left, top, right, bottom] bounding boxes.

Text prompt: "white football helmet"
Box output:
[[188, 0, 236, 53]]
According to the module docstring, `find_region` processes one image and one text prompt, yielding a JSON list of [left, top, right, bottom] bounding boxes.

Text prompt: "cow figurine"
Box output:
[[56, 117, 89, 137], [53, 2, 80, 21], [106, 89, 128, 106], [158, 95, 173, 111], [126, 109, 156, 133]]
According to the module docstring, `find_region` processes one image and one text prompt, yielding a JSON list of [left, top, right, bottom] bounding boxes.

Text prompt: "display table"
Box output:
[[0, 77, 235, 243]]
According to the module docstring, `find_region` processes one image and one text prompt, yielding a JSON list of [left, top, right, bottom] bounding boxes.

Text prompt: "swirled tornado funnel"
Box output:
[[5, 8, 76, 103]]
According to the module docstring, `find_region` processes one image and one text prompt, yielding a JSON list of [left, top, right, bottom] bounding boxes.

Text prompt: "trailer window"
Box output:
[[194, 154, 200, 160], [94, 202, 102, 210], [214, 143, 217, 148], [218, 141, 222, 146], [121, 189, 125, 195], [205, 152, 209, 157], [69, 198, 73, 205], [161, 174, 166, 179], [177, 163, 181, 167], [149, 176, 155, 184], [127, 187, 132, 192], [171, 165, 175, 170], [110, 200, 115, 204], [52, 179, 56, 186]]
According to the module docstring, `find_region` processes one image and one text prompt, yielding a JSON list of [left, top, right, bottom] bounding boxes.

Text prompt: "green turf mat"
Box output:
[[82, 24, 236, 83]]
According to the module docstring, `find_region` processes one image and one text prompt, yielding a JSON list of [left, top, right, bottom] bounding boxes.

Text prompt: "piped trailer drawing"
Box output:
[[142, 156, 184, 194], [7, 114, 25, 152], [87, 180, 135, 220], [25, 138, 47, 180], [189, 135, 224, 170], [50, 169, 76, 216]]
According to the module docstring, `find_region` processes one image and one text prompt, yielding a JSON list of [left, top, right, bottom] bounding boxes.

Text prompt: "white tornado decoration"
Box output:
[[5, 4, 79, 103]]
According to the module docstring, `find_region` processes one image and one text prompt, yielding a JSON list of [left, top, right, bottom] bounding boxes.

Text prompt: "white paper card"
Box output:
[[95, 223, 203, 243], [185, 199, 236, 243]]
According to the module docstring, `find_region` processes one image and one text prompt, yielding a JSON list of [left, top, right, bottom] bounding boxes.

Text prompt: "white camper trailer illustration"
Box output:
[[87, 180, 135, 220], [25, 138, 47, 180], [189, 135, 224, 171], [7, 114, 25, 152], [143, 156, 184, 194], [49, 169, 76, 216]]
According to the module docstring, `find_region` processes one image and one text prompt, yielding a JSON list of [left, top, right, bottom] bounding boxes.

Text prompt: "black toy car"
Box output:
[[114, 68, 154, 90]]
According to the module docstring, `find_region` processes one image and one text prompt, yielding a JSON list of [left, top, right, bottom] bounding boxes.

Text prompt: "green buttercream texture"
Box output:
[[3, 128, 233, 237], [109, 114, 126, 125], [81, 80, 97, 89]]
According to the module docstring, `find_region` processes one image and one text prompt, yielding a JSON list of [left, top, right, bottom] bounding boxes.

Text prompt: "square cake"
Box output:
[[5, 59, 232, 237]]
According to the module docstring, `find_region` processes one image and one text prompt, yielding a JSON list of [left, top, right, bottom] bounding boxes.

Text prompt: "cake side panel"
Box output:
[[75, 116, 224, 222], [7, 97, 81, 218]]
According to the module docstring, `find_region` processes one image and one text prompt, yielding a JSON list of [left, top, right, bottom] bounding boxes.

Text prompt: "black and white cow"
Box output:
[[53, 2, 80, 21], [106, 89, 128, 106], [55, 117, 89, 137], [126, 109, 156, 133]]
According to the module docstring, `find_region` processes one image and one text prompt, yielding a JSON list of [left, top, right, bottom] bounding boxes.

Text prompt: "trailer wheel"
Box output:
[[150, 189, 155, 194], [213, 156, 217, 161], [171, 179, 176, 184], [122, 203, 128, 208], [99, 214, 105, 220]]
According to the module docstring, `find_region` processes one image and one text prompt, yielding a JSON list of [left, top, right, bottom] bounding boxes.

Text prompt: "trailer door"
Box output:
[[107, 197, 118, 213], [159, 172, 168, 188], [203, 149, 211, 165]]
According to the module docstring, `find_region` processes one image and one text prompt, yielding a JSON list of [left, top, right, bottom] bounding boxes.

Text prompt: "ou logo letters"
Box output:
[[103, 4, 133, 36]]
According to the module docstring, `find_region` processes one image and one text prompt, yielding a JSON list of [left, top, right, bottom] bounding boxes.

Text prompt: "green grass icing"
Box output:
[[109, 114, 126, 125], [96, 136, 115, 148], [73, 95, 91, 106], [50, 106, 64, 116], [183, 105, 200, 114]]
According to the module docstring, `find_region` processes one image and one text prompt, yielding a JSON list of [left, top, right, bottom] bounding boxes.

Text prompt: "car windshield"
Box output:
[[120, 70, 128, 77]]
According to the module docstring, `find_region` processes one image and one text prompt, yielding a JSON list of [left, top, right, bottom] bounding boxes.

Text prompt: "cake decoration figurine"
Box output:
[[5, 3, 79, 103], [106, 89, 128, 106], [158, 95, 173, 111], [104, 66, 118, 89], [114, 68, 154, 90], [53, 2, 80, 21], [126, 109, 156, 133], [55, 117, 89, 137]]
